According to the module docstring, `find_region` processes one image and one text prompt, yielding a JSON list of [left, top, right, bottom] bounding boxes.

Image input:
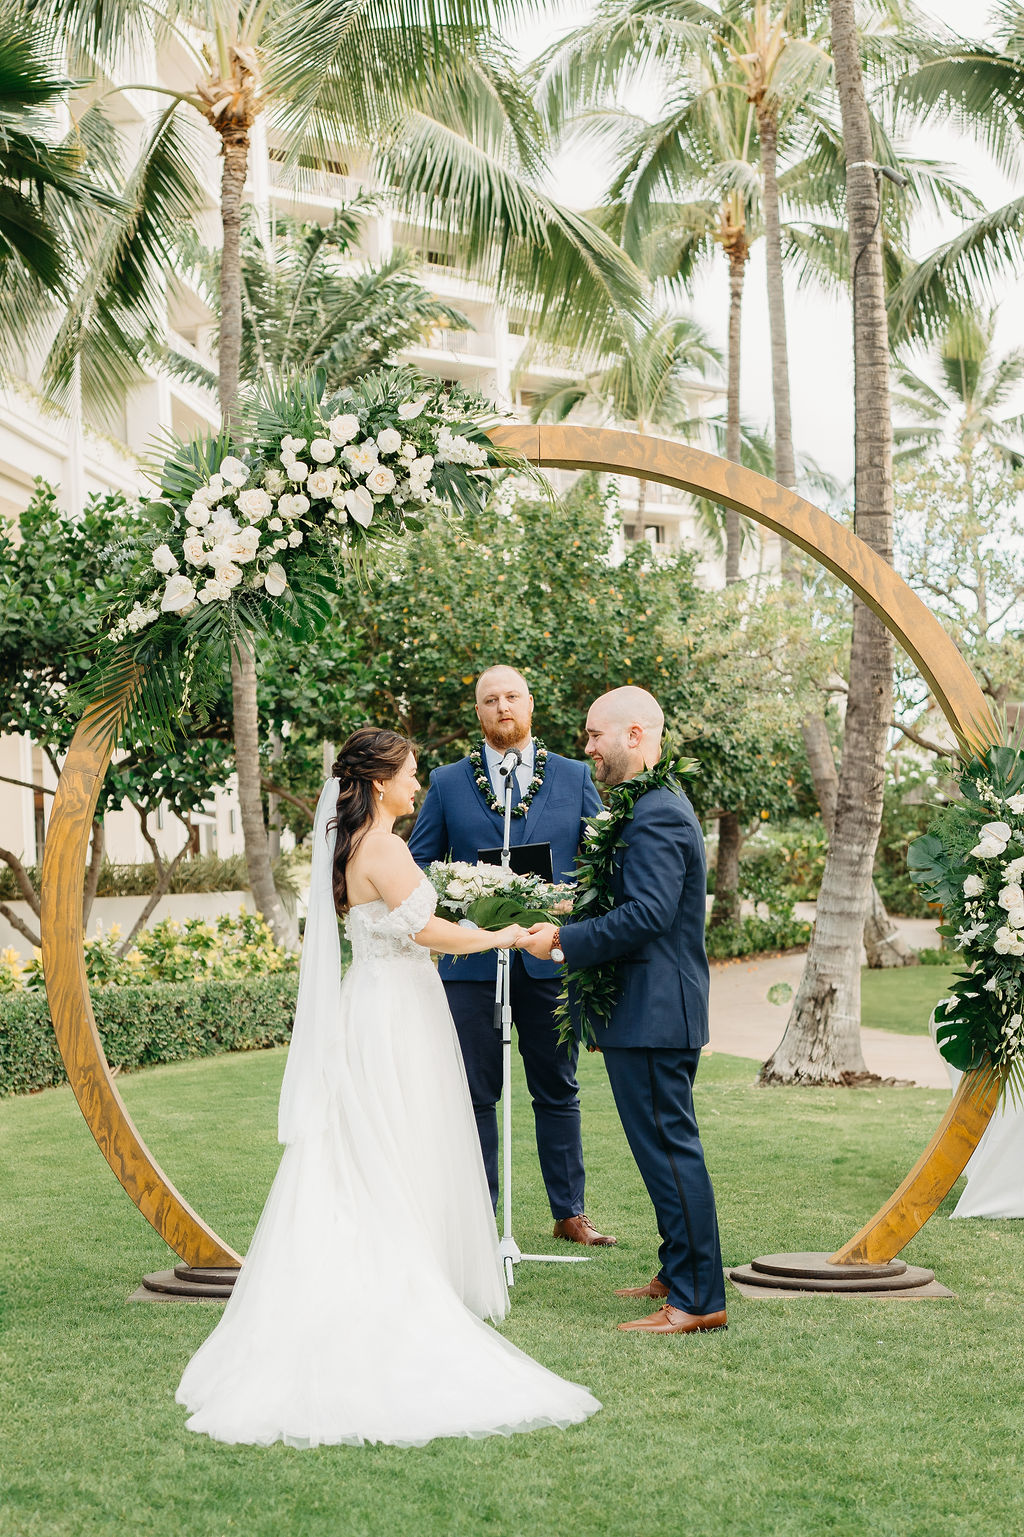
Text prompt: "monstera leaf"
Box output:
[[907, 833, 954, 904], [466, 894, 555, 930]]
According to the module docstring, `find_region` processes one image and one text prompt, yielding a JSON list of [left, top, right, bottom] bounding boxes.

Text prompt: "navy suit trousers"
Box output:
[[603, 1047, 726, 1315], [444, 959, 585, 1221]]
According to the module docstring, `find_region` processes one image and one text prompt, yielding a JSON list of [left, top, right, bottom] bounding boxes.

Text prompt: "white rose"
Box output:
[[160, 574, 196, 612], [309, 438, 336, 464], [251, 572, 265, 589], [199, 578, 230, 604], [287, 529, 303, 547], [376, 427, 402, 455], [227, 528, 261, 564], [218, 455, 248, 487], [400, 440, 418, 461], [963, 874, 985, 897], [272, 537, 288, 551], [152, 543, 179, 574], [185, 501, 211, 527], [207, 514, 240, 542], [365, 464, 397, 495], [267, 516, 284, 532], [182, 535, 207, 566], [1010, 908, 1024, 929], [971, 837, 1005, 859], [1007, 794, 1024, 815], [237, 487, 273, 521], [284, 459, 309, 482], [345, 441, 379, 475], [281, 435, 307, 455], [1005, 857, 1024, 882], [306, 469, 338, 499], [265, 562, 288, 597], [213, 562, 243, 589], [263, 468, 287, 495], [205, 542, 233, 570], [447, 881, 467, 900], [999, 883, 1024, 910], [327, 413, 360, 446], [285, 493, 310, 518], [397, 394, 429, 420], [343, 485, 375, 527]]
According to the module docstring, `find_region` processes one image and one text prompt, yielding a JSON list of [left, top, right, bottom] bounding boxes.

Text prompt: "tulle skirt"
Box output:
[[176, 954, 600, 1447]]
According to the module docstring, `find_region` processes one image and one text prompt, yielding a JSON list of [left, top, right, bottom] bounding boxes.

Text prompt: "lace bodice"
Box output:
[[345, 877, 437, 966]]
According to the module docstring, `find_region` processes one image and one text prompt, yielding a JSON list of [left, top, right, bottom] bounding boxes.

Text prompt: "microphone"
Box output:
[[498, 747, 523, 778]]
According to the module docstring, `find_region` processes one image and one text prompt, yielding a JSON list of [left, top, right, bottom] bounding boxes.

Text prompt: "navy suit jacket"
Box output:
[[408, 750, 601, 982], [559, 784, 710, 1050]]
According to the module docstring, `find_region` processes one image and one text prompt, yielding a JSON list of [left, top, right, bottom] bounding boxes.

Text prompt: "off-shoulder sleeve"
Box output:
[[383, 877, 437, 939]]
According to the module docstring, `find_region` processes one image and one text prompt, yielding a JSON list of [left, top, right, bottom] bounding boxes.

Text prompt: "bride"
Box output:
[[176, 727, 600, 1448]]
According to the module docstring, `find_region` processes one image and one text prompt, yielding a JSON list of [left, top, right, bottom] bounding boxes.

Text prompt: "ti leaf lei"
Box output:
[[469, 740, 549, 818], [556, 751, 699, 1048]]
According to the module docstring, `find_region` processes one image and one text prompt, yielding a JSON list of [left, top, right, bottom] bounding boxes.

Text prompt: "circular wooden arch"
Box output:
[[41, 424, 1000, 1272]]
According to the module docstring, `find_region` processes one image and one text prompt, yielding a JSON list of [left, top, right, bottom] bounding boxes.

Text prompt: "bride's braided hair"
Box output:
[[329, 727, 416, 913]]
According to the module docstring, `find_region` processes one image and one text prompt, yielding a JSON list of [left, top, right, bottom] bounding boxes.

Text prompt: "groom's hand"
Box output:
[[521, 922, 559, 959]]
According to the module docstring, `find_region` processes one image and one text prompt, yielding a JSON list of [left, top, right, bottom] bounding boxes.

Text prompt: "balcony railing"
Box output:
[[267, 161, 366, 205]]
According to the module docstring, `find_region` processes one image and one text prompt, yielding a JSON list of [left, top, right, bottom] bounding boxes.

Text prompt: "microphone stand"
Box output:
[[494, 752, 593, 1287]]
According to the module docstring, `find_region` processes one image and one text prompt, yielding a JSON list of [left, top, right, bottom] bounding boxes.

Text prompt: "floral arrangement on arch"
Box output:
[[909, 740, 1024, 1090], [81, 369, 518, 735]]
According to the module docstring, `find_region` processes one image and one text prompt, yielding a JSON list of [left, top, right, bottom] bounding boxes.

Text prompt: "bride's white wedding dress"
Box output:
[[176, 857, 600, 1449]]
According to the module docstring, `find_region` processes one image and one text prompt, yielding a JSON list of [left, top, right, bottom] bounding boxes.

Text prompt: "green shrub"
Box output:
[[916, 946, 952, 966], [0, 975, 299, 1097], [705, 914, 812, 961]]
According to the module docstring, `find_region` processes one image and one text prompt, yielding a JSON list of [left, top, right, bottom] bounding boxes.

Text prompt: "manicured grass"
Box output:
[[861, 963, 958, 1036], [2, 1043, 1021, 1537]]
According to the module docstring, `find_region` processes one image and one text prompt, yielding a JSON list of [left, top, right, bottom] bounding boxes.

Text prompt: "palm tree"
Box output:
[[763, 0, 897, 1083], [32, 0, 647, 947], [893, 308, 1024, 466]]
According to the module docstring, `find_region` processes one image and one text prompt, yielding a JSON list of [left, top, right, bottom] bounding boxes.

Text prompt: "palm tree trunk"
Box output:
[[763, 0, 895, 1083], [724, 237, 747, 581], [218, 121, 292, 949], [757, 106, 800, 584]]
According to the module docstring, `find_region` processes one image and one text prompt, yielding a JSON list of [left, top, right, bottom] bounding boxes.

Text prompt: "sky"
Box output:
[[509, 1, 1024, 489]]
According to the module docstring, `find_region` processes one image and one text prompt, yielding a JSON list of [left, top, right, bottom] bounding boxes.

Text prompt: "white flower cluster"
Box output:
[[960, 815, 1024, 958], [427, 860, 571, 919], [435, 425, 489, 468]]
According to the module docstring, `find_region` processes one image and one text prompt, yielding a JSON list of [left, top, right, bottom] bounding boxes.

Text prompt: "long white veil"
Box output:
[[278, 776, 342, 1145]]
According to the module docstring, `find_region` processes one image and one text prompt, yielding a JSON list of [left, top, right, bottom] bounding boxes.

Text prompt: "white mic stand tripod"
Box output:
[[494, 750, 593, 1287]]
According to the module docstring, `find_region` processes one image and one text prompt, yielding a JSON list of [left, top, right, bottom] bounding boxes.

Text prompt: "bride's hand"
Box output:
[[492, 924, 527, 950]]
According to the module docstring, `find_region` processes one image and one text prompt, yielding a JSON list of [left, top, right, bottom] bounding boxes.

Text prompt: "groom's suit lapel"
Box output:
[[512, 753, 557, 844], [461, 757, 505, 837]]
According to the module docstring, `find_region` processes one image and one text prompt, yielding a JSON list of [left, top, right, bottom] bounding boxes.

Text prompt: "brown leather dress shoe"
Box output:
[[614, 1277, 670, 1299], [617, 1304, 727, 1334], [552, 1214, 617, 1246]]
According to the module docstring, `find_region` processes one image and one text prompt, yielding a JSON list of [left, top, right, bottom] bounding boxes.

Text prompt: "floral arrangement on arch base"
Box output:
[[909, 740, 1024, 1093], [81, 369, 519, 736]]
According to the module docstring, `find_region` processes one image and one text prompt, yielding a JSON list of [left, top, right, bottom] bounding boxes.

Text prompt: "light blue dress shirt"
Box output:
[[483, 738, 535, 805]]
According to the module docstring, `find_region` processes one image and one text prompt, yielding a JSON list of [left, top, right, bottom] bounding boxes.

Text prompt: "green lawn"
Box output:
[[861, 963, 958, 1036], [2, 1043, 1021, 1537]]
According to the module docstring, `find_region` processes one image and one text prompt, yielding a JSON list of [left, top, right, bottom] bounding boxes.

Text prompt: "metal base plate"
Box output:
[[729, 1252, 938, 1295]]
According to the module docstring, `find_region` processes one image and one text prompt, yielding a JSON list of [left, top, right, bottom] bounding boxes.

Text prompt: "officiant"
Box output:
[[409, 665, 616, 1247]]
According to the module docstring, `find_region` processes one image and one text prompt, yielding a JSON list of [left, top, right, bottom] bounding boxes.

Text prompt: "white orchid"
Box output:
[[344, 485, 374, 527], [152, 543, 179, 574], [125, 601, 158, 632], [327, 413, 360, 445], [365, 464, 397, 496], [219, 455, 248, 488], [265, 562, 288, 597], [376, 427, 402, 455], [161, 574, 196, 612], [237, 487, 273, 521], [397, 394, 429, 420]]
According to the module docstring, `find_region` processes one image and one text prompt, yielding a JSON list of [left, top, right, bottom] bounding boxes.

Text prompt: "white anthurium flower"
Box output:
[[345, 441, 379, 475], [328, 413, 361, 446], [281, 435, 307, 455], [306, 468, 338, 499], [152, 543, 179, 574], [983, 821, 1012, 842], [182, 535, 207, 566], [963, 874, 985, 897], [344, 485, 374, 527], [971, 837, 1006, 859], [309, 438, 336, 464], [1006, 793, 1024, 814], [185, 500, 211, 527], [237, 487, 273, 521], [265, 562, 288, 597], [365, 464, 397, 496], [397, 394, 429, 420], [161, 574, 196, 611], [219, 455, 248, 487], [999, 883, 1024, 910], [376, 427, 402, 455], [267, 516, 284, 531]]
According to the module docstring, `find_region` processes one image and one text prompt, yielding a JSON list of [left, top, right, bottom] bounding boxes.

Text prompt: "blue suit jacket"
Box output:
[[408, 750, 602, 982], [559, 785, 710, 1049]]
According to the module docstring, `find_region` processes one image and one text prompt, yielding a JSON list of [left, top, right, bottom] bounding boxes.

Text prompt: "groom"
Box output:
[[521, 686, 727, 1333], [409, 665, 616, 1246]]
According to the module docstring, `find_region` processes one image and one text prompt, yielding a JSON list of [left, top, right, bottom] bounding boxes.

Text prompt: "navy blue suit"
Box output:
[[409, 749, 601, 1217], [559, 784, 725, 1314]]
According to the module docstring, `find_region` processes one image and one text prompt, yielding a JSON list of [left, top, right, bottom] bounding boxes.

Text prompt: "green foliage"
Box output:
[[873, 763, 945, 917], [0, 853, 251, 901], [704, 913, 811, 961], [0, 974, 298, 1097]]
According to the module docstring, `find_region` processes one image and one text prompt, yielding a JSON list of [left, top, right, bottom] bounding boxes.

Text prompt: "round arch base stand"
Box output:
[[131, 1265, 240, 1301], [727, 1253, 953, 1300]]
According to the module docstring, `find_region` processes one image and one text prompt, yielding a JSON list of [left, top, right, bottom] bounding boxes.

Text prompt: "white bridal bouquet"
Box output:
[[428, 861, 573, 930]]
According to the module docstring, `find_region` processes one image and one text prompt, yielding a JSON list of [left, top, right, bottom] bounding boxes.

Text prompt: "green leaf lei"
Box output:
[[556, 751, 699, 1048], [908, 739, 1024, 1099], [469, 739, 548, 818]]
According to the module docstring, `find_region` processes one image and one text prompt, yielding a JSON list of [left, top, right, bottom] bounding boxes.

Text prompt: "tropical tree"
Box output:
[[893, 308, 1024, 466], [763, 0, 897, 1083], [32, 0, 646, 947]]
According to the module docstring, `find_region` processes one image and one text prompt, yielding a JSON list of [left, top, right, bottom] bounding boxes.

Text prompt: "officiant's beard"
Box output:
[[486, 718, 531, 752]]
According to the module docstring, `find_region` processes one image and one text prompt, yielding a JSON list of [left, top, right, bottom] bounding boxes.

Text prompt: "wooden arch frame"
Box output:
[[41, 423, 1000, 1273]]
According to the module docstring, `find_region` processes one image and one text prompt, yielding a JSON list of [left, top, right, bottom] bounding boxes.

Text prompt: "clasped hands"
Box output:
[[495, 923, 560, 959]]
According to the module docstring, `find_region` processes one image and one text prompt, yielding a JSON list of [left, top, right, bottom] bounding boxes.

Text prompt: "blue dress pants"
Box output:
[[444, 959, 585, 1221], [603, 1046, 726, 1315]]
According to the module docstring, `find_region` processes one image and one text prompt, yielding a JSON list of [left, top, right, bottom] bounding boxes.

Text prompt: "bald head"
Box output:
[[475, 665, 534, 752], [585, 687, 664, 785]]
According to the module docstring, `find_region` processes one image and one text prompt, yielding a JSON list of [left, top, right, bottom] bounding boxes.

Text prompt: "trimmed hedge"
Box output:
[[0, 975, 299, 1097]]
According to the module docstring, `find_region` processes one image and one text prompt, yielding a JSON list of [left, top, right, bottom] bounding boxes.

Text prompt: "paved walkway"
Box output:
[[707, 914, 952, 1090]]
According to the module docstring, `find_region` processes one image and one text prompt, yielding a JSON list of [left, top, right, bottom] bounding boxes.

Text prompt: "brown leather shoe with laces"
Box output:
[[552, 1214, 617, 1246], [614, 1277, 669, 1299], [617, 1304, 727, 1334]]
